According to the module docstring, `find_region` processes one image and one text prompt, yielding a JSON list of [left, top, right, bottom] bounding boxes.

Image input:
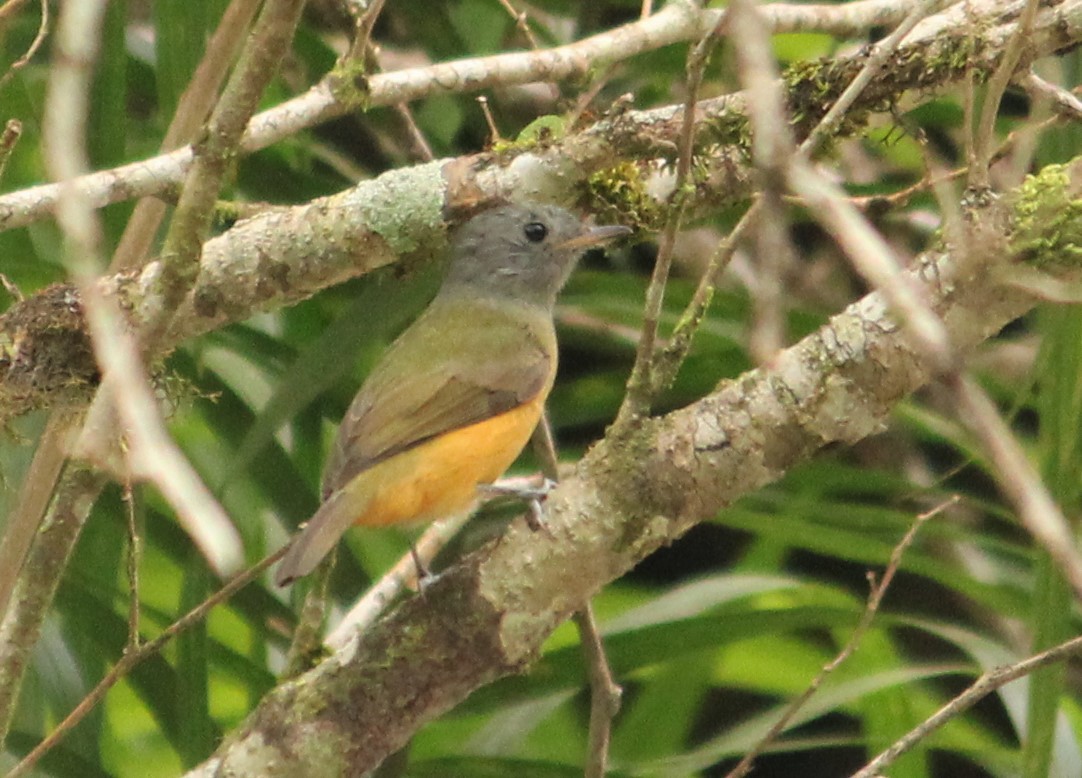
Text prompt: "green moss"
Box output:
[[1011, 164, 1082, 269], [700, 111, 752, 156], [327, 59, 373, 111], [584, 161, 664, 230], [678, 286, 713, 331], [516, 114, 568, 146], [489, 114, 570, 157], [212, 199, 245, 230]]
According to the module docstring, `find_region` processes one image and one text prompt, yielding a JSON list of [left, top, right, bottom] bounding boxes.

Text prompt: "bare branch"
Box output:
[[576, 605, 623, 778], [729, 0, 796, 363], [1020, 71, 1082, 122]]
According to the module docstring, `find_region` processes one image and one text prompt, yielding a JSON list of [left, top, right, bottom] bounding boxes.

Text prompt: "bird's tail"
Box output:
[[275, 486, 364, 586]]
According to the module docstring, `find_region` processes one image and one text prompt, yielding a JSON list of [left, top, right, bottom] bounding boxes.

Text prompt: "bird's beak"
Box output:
[[557, 224, 633, 250]]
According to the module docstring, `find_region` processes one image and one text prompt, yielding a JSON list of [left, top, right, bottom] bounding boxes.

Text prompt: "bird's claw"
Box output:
[[478, 478, 557, 533]]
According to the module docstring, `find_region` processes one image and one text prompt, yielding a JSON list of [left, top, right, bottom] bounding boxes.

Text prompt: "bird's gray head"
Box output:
[[442, 203, 630, 309]]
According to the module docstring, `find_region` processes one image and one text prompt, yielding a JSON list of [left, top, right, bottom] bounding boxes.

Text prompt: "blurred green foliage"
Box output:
[[1, 2, 1080, 777]]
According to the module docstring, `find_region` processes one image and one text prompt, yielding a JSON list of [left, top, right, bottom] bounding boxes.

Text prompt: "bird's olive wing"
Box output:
[[321, 317, 553, 497]]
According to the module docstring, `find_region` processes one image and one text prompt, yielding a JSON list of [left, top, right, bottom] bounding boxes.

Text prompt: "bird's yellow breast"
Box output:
[[344, 392, 546, 527]]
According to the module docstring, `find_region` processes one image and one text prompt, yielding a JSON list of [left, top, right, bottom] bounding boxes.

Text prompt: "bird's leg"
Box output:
[[408, 543, 433, 592], [478, 477, 556, 532]]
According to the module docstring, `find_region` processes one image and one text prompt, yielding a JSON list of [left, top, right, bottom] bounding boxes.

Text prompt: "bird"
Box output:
[[275, 202, 631, 585]]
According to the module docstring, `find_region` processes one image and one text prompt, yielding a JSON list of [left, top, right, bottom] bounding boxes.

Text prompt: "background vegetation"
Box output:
[[1, 0, 1082, 776]]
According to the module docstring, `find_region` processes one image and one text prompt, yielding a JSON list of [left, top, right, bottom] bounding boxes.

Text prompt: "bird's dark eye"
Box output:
[[523, 221, 548, 242]]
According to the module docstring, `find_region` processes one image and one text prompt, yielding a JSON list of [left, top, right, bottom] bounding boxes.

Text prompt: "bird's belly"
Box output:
[[353, 397, 545, 527]]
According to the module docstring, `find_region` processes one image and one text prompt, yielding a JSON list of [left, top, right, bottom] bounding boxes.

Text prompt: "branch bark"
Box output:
[[187, 158, 1082, 777]]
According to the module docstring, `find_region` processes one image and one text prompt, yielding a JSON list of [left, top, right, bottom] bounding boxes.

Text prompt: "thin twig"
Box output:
[[614, 15, 721, 427], [7, 548, 286, 778], [0, 0, 49, 91], [534, 398, 621, 777], [851, 165, 967, 210], [566, 61, 622, 130], [530, 411, 560, 482], [849, 110, 1064, 212], [853, 630, 1082, 778], [728, 0, 797, 362], [1020, 72, 1082, 122], [393, 103, 436, 161], [0, 119, 22, 184], [347, 0, 386, 62], [969, 0, 1039, 188], [655, 200, 760, 387], [495, 0, 561, 104], [725, 497, 954, 778], [477, 95, 502, 143], [496, 0, 541, 50], [123, 482, 141, 651], [575, 605, 623, 778], [350, 0, 436, 165], [948, 373, 1082, 599], [531, 412, 621, 776]]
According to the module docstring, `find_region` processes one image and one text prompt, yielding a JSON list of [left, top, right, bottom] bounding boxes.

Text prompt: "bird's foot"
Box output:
[[478, 477, 556, 533], [408, 544, 436, 595]]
